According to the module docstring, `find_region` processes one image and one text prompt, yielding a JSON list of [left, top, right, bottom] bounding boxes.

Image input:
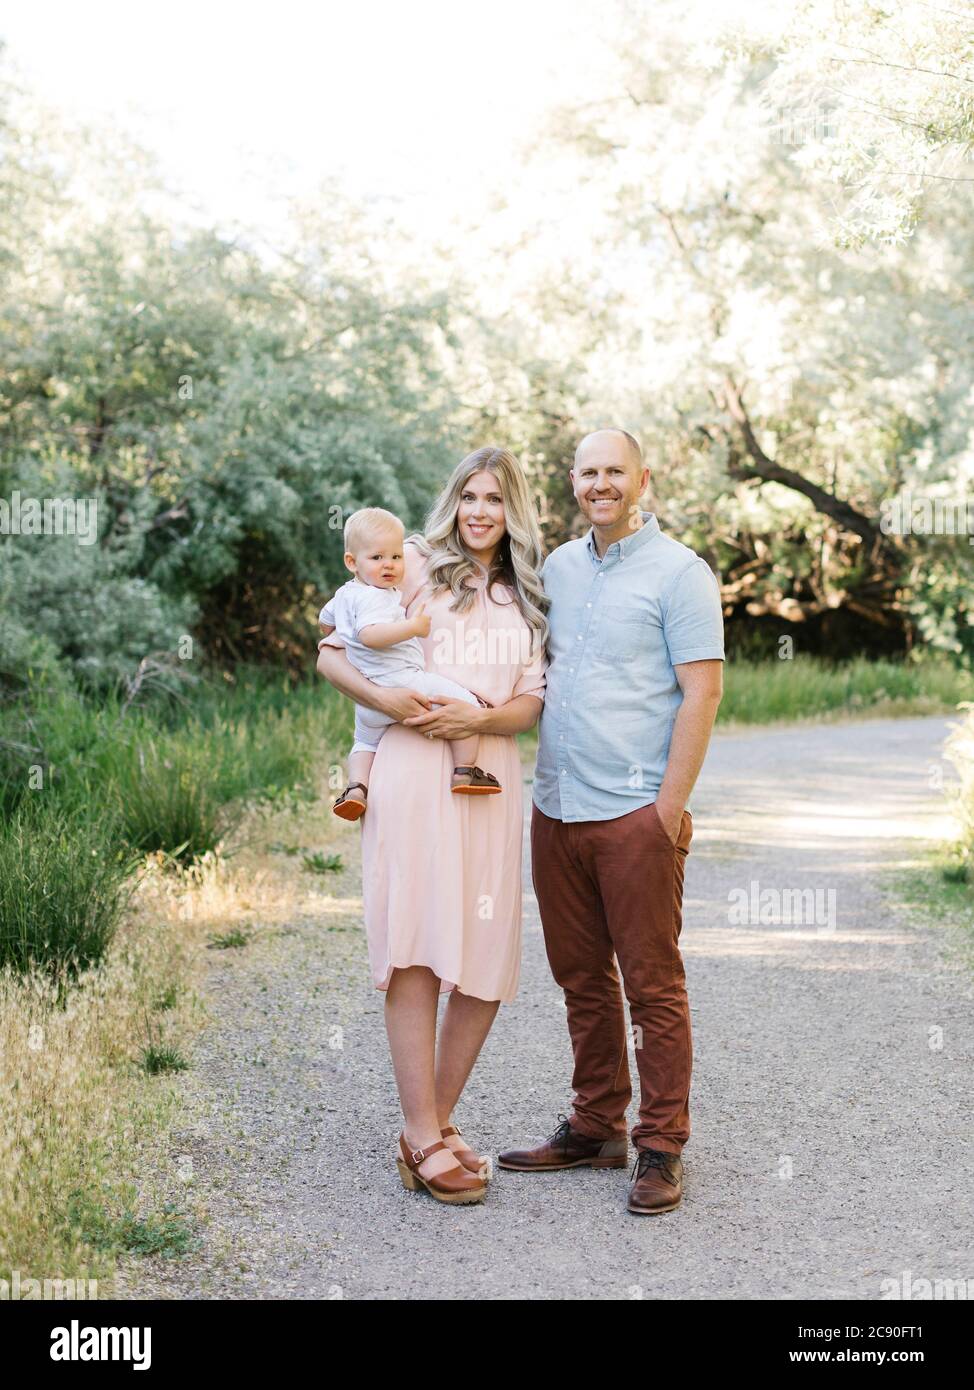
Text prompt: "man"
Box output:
[[498, 428, 724, 1215]]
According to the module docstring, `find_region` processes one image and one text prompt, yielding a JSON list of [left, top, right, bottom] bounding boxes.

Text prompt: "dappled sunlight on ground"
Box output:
[[683, 718, 969, 977], [682, 928, 929, 964]]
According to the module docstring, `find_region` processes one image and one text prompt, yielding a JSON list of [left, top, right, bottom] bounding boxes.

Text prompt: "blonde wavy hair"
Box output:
[[407, 446, 549, 647]]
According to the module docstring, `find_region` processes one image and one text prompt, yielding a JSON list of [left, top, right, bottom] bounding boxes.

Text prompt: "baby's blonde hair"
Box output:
[[343, 507, 404, 555]]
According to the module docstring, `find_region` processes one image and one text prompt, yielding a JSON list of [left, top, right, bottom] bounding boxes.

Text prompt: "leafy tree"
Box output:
[[1, 73, 461, 684], [746, 0, 974, 246], [437, 0, 974, 659]]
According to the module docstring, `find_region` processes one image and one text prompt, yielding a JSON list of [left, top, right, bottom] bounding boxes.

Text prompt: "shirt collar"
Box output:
[[352, 576, 399, 594], [585, 510, 660, 565]]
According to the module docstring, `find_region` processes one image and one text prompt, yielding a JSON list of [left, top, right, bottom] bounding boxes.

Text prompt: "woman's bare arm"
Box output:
[[315, 644, 433, 721], [403, 693, 543, 739], [477, 694, 543, 736]]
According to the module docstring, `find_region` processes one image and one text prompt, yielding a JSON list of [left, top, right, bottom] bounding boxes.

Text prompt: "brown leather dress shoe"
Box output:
[[497, 1113, 628, 1171], [627, 1147, 684, 1214]]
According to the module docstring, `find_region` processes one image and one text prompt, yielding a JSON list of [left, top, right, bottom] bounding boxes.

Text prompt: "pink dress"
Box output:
[[318, 540, 548, 1003]]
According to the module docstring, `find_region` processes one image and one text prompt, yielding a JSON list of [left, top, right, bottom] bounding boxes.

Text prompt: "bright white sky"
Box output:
[[2, 0, 610, 238]]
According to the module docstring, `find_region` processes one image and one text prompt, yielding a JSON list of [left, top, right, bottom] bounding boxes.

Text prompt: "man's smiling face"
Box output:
[[570, 430, 649, 536]]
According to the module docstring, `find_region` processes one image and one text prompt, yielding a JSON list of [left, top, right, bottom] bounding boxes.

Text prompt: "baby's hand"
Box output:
[[411, 603, 431, 638]]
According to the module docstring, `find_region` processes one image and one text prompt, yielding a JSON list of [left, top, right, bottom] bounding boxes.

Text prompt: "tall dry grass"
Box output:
[[0, 788, 336, 1290]]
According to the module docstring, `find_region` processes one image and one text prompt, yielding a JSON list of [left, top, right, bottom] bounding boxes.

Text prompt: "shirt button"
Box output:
[[586, 603, 591, 608], [576, 635, 581, 641], [561, 770, 567, 776], [561, 700, 566, 707]]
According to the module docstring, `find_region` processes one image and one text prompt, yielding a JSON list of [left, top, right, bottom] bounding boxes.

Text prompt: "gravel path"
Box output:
[[117, 716, 974, 1300]]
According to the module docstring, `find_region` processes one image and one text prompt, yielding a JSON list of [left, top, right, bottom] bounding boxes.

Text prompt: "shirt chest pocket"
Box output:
[[592, 604, 647, 663]]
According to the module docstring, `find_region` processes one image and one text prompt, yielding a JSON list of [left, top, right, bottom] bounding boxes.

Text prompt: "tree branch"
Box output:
[[719, 376, 886, 548]]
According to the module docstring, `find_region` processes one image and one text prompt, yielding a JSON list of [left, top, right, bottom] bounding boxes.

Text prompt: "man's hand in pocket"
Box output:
[[654, 798, 683, 847]]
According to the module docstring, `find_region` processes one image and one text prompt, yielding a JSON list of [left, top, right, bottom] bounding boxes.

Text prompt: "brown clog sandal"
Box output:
[[396, 1134, 487, 1204], [451, 765, 502, 795], [333, 782, 368, 820], [441, 1123, 490, 1180]]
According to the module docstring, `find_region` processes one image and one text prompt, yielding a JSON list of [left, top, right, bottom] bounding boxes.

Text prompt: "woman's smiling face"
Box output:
[[457, 469, 506, 559]]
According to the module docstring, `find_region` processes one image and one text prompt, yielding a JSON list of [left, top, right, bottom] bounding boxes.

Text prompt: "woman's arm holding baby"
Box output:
[[316, 644, 433, 721], [403, 694, 543, 738], [477, 695, 544, 735]]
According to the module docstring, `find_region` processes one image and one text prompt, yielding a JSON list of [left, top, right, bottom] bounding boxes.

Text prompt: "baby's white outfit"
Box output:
[[319, 578, 482, 755]]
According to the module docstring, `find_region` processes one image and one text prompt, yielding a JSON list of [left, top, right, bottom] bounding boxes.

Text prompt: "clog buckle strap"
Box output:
[[406, 1138, 447, 1165]]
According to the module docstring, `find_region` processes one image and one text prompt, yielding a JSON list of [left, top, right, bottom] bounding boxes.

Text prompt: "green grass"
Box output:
[[0, 665, 353, 978], [886, 698, 974, 978], [153, 982, 183, 1010], [3, 653, 970, 981], [0, 796, 142, 976], [65, 1192, 200, 1258], [10, 674, 335, 861], [301, 851, 344, 875], [140, 1044, 190, 1075], [943, 708, 974, 876], [206, 928, 252, 950], [718, 655, 973, 726], [888, 859, 974, 981]]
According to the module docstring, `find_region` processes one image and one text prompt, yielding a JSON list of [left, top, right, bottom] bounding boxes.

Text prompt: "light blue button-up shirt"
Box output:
[[532, 511, 725, 822]]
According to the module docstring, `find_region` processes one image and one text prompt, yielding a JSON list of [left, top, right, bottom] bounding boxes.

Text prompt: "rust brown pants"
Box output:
[[530, 800, 693, 1155]]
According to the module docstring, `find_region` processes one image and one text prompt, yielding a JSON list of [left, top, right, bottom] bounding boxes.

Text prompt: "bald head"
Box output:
[[575, 428, 643, 472], [570, 427, 649, 537]]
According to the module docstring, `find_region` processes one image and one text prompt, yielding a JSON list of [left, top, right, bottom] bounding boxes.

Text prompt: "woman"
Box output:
[[316, 446, 548, 1204]]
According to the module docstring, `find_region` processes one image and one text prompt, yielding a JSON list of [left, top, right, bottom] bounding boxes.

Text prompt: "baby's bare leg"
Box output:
[[448, 736, 479, 769], [348, 749, 375, 788]]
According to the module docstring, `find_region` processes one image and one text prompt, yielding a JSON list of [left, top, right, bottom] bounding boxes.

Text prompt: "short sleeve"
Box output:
[[663, 559, 725, 665], [317, 593, 345, 652], [512, 631, 548, 701], [316, 592, 344, 651]]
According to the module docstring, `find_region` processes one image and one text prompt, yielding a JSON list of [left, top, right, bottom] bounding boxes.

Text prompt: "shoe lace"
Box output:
[[549, 1113, 574, 1158], [630, 1148, 674, 1182]]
